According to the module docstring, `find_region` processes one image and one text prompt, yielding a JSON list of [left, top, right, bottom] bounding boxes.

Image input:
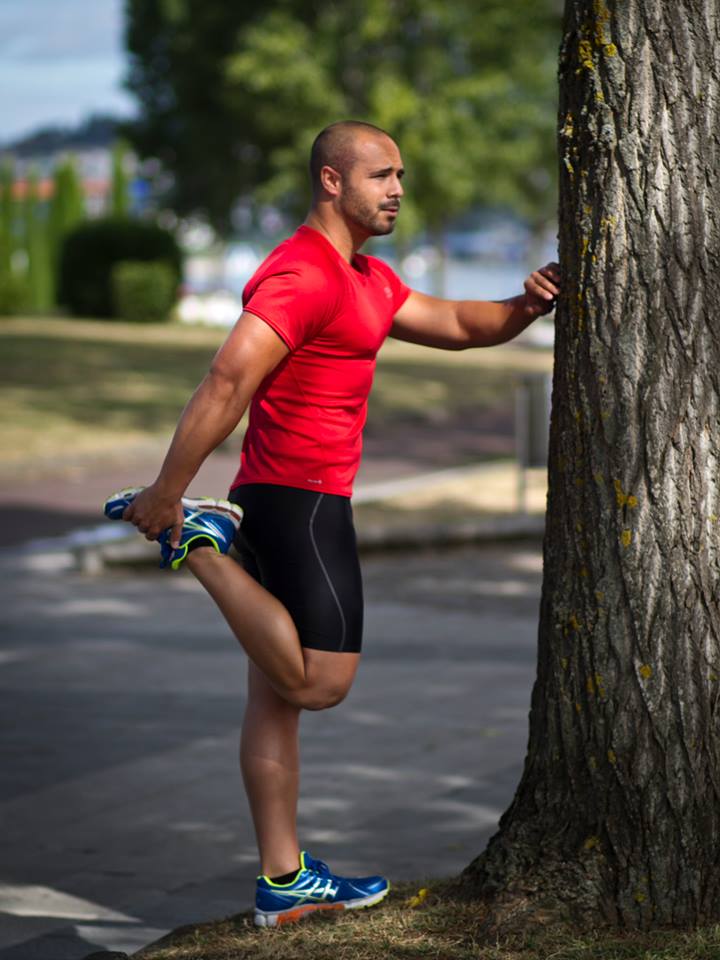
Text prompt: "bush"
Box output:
[[0, 272, 30, 316], [58, 218, 182, 318], [111, 260, 177, 323]]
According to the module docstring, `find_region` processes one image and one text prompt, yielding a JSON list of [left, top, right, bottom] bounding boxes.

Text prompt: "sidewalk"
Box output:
[[0, 538, 543, 959]]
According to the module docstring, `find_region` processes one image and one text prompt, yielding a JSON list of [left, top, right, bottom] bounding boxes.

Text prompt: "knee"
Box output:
[[287, 683, 350, 712]]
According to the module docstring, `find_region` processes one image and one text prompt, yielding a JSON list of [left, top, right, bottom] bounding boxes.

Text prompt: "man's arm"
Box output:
[[124, 311, 288, 545], [390, 262, 560, 350]]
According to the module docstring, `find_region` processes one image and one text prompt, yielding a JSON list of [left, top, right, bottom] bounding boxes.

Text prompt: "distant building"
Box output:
[[0, 115, 153, 217]]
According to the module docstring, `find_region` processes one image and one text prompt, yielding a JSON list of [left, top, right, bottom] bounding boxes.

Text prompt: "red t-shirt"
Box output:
[[230, 225, 410, 497]]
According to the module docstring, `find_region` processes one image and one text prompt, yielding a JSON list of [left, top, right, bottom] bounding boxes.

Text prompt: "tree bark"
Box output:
[[462, 0, 720, 929]]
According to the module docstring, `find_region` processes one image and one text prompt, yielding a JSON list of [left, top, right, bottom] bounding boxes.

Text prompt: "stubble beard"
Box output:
[[341, 185, 398, 237]]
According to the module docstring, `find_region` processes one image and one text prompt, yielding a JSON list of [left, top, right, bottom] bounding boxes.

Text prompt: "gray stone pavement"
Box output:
[[0, 540, 543, 959]]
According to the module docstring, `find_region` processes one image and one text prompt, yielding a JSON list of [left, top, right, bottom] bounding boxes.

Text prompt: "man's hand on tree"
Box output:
[[123, 483, 185, 547], [523, 262, 561, 318]]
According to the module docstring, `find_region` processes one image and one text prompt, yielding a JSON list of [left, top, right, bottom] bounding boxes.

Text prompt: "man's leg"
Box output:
[[240, 662, 302, 878], [187, 546, 360, 710], [241, 653, 359, 877]]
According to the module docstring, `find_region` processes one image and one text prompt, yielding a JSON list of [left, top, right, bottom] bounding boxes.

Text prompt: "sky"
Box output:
[[0, 0, 135, 145]]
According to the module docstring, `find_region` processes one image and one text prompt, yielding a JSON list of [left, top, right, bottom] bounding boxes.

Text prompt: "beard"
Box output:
[[341, 185, 399, 236]]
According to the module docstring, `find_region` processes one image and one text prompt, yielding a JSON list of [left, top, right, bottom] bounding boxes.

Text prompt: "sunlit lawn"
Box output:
[[0, 317, 551, 474]]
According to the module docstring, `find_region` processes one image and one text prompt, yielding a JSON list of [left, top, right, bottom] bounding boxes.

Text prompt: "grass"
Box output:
[[136, 880, 720, 960], [0, 317, 552, 477]]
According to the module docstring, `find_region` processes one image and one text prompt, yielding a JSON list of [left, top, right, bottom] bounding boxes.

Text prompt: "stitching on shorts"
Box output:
[[308, 493, 347, 652]]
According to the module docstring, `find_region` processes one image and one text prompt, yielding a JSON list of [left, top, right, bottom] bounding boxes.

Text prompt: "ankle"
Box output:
[[261, 853, 301, 879]]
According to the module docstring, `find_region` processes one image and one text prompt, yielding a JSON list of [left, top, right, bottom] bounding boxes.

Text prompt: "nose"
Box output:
[[390, 175, 403, 198]]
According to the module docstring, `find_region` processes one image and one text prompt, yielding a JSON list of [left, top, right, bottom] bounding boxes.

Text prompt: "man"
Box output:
[[104, 120, 560, 927]]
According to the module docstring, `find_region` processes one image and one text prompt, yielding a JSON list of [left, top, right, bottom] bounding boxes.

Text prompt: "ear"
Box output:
[[319, 165, 342, 197]]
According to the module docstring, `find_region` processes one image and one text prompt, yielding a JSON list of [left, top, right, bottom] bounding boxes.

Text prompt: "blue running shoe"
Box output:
[[254, 851, 390, 927], [103, 486, 242, 571], [103, 486, 144, 520], [157, 497, 242, 570]]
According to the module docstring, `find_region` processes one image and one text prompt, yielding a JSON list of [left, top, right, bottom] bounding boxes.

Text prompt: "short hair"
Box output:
[[309, 120, 393, 194]]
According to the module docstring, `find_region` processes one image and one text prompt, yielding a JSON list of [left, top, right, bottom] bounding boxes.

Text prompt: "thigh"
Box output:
[[229, 484, 364, 654]]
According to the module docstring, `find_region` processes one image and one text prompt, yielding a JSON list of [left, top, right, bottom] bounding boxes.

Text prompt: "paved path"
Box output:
[[0, 540, 542, 959]]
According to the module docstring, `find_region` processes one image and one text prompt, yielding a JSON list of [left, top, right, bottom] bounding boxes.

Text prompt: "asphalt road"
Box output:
[[0, 540, 542, 959]]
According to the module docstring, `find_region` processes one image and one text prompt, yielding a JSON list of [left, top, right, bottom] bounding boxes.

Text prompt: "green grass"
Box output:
[[136, 880, 720, 960], [0, 317, 552, 475]]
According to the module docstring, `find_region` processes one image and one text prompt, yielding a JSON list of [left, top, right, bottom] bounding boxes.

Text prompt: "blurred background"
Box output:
[[0, 4, 564, 956], [0, 0, 561, 545]]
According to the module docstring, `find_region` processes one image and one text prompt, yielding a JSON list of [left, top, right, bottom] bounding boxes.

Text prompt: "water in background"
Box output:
[[181, 225, 558, 328]]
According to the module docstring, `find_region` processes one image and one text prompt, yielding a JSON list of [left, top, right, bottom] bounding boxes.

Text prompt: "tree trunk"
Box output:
[[462, 0, 720, 930]]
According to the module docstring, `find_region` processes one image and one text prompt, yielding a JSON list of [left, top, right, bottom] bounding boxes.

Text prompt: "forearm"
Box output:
[[154, 370, 250, 499], [456, 294, 538, 348]]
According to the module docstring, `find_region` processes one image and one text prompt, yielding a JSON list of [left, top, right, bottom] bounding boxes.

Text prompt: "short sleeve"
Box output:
[[243, 265, 332, 351]]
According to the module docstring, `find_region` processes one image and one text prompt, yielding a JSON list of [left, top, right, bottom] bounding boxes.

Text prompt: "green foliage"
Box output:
[[49, 157, 84, 260], [124, 0, 561, 235], [23, 169, 53, 312], [58, 217, 182, 318], [111, 259, 177, 322], [0, 161, 15, 276], [111, 140, 132, 217], [0, 272, 30, 316]]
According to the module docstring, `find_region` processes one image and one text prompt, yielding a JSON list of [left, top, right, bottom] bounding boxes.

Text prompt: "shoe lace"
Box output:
[[306, 855, 331, 877]]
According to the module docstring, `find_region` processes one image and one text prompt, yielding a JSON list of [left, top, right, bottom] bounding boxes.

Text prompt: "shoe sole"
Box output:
[[254, 885, 390, 928], [104, 489, 243, 528]]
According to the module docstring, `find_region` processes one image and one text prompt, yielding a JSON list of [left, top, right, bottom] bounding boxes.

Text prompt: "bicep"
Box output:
[[210, 311, 290, 395], [389, 290, 466, 350]]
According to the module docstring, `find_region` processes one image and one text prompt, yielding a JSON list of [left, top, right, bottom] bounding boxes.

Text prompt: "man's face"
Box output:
[[337, 134, 404, 237]]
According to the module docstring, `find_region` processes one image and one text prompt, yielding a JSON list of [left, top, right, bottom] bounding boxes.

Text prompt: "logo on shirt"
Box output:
[[383, 285, 393, 299], [306, 478, 323, 485]]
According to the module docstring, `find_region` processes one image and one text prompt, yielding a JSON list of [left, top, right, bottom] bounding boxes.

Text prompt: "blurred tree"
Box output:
[[0, 161, 15, 276], [49, 157, 85, 302], [111, 140, 132, 217], [124, 0, 561, 237], [23, 169, 53, 312]]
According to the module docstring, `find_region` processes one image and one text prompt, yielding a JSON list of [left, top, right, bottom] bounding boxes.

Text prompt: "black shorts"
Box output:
[[227, 483, 364, 654]]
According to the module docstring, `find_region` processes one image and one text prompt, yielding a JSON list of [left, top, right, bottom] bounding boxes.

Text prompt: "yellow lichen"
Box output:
[[584, 835, 601, 850], [592, 0, 612, 45], [575, 702, 582, 714], [586, 676, 595, 695], [561, 657, 569, 670], [607, 749, 617, 765], [613, 479, 637, 508], [621, 529, 632, 547], [569, 614, 583, 631], [578, 38, 595, 70], [580, 567, 589, 578], [595, 590, 605, 601], [639, 664, 652, 680], [634, 891, 647, 904], [604, 42, 618, 56]]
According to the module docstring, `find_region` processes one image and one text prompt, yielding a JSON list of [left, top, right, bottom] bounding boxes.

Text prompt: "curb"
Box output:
[[6, 511, 546, 577]]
